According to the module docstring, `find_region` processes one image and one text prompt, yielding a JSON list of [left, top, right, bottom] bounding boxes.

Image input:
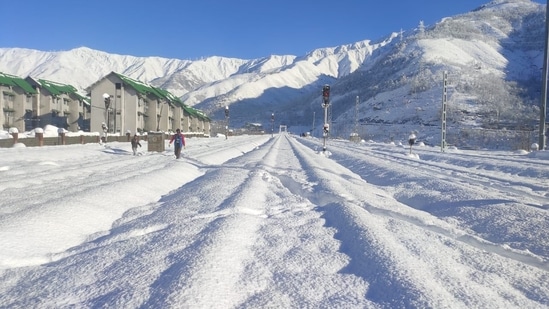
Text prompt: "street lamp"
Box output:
[[102, 93, 111, 137], [224, 106, 230, 140], [271, 113, 274, 137]]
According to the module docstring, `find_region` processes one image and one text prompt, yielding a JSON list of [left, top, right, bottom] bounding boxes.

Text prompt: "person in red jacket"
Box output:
[[169, 128, 186, 159]]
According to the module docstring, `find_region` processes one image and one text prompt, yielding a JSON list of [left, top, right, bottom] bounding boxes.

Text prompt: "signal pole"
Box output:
[[322, 85, 330, 152]]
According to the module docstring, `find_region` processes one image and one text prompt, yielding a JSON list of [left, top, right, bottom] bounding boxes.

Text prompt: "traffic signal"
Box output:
[[322, 85, 330, 103]]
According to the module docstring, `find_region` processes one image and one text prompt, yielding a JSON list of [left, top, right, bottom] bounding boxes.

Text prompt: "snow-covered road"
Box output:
[[1, 134, 548, 308]]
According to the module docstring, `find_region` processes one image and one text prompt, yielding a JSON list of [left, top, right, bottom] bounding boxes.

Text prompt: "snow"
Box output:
[[1, 133, 549, 308]]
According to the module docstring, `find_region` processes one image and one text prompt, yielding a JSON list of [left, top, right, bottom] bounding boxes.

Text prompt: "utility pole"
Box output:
[[224, 106, 230, 140], [441, 71, 448, 152], [271, 113, 274, 137], [312, 111, 315, 137], [539, 2, 549, 150], [354, 96, 359, 134], [350, 95, 359, 142], [322, 85, 331, 152]]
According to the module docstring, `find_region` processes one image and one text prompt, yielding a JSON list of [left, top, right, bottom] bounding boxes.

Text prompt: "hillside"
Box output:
[[0, 0, 545, 147]]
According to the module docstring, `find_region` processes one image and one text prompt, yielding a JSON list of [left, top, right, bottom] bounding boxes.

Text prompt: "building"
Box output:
[[87, 71, 210, 136], [1, 72, 90, 133], [0, 72, 37, 132], [2, 70, 211, 136], [25, 77, 90, 131]]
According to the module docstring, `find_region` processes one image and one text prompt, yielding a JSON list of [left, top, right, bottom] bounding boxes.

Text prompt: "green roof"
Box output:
[[113, 72, 158, 96], [0, 72, 37, 94], [152, 86, 184, 108], [183, 105, 211, 121], [112, 72, 210, 122], [114, 74, 179, 106], [37, 79, 78, 96], [74, 92, 91, 106]]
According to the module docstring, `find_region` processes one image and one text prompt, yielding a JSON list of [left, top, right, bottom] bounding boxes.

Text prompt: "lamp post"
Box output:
[[271, 113, 274, 137], [102, 93, 111, 142], [322, 85, 331, 152], [102, 93, 112, 131], [224, 106, 230, 140]]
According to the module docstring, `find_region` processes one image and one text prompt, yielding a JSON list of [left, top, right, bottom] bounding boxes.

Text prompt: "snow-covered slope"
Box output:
[[1, 134, 549, 307], [0, 0, 545, 145]]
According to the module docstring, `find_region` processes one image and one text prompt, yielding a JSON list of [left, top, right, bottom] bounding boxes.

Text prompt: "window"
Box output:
[[3, 92, 14, 103], [25, 95, 33, 110]]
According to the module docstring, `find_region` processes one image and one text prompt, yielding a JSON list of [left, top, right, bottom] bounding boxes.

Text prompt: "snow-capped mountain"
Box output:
[[0, 0, 545, 144]]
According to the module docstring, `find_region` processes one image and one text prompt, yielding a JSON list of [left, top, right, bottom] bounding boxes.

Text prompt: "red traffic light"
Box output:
[[322, 85, 330, 98]]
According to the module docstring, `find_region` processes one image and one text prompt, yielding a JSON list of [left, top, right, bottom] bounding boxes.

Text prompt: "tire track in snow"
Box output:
[[283, 136, 443, 307], [296, 138, 549, 269], [147, 135, 371, 307], [143, 138, 277, 308], [284, 135, 549, 308], [236, 135, 371, 308], [338, 141, 549, 208], [301, 139, 549, 258]]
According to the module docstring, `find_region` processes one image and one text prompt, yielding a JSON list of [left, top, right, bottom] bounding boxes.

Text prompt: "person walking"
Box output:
[[169, 129, 186, 159], [131, 134, 142, 156]]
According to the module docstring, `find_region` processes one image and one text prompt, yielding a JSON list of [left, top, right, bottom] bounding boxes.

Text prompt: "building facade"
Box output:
[[88, 72, 210, 136], [25, 77, 90, 132], [0, 72, 37, 132], [2, 70, 210, 136]]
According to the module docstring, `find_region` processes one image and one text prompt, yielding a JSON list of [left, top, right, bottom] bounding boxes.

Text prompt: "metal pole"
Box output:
[[539, 2, 549, 150], [323, 104, 328, 151], [312, 111, 315, 137], [271, 113, 274, 137], [322, 85, 330, 152], [113, 92, 116, 134], [225, 106, 229, 140], [355, 96, 359, 135], [441, 71, 448, 152]]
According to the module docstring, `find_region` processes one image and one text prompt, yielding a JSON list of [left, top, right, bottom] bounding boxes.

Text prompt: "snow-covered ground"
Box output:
[[1, 133, 548, 308]]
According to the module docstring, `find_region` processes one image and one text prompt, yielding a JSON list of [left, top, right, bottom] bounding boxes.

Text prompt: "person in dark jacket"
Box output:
[[131, 134, 141, 156], [169, 129, 186, 159]]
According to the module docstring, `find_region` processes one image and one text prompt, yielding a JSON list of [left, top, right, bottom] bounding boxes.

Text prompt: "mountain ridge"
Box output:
[[0, 0, 545, 146]]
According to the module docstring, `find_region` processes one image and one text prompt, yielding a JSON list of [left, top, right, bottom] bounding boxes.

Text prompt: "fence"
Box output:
[[0, 132, 208, 148]]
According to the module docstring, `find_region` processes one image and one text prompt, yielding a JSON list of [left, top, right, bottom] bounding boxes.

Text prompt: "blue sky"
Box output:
[[1, 0, 545, 60]]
